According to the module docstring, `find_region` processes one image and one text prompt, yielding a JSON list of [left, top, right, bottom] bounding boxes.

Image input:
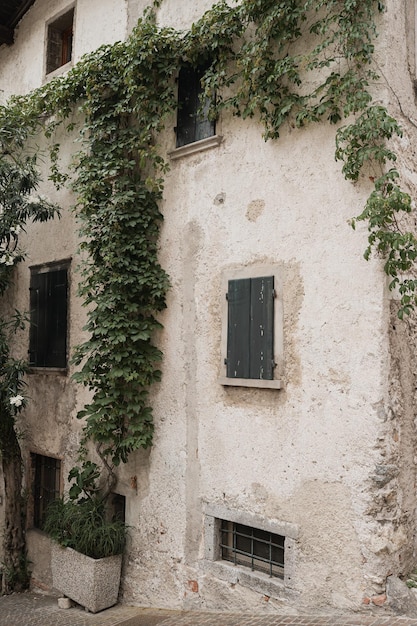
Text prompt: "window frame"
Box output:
[[219, 266, 283, 389], [31, 452, 62, 530], [202, 503, 298, 598], [45, 5, 75, 77], [220, 520, 285, 579], [175, 62, 216, 148], [28, 260, 70, 371]]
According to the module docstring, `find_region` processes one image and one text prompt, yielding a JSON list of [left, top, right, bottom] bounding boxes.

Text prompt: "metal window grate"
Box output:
[[220, 520, 284, 578]]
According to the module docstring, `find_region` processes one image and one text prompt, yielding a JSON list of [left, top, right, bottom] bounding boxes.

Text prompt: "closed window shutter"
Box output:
[[47, 269, 67, 368], [29, 273, 42, 366], [227, 278, 251, 378], [250, 276, 274, 380], [29, 268, 68, 368], [227, 276, 274, 380]]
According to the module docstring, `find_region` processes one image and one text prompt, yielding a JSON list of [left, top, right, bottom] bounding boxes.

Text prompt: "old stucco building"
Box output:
[[1, 0, 417, 615]]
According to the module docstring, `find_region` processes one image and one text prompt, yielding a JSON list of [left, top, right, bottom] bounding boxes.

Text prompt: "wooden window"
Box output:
[[176, 63, 215, 147], [29, 263, 69, 369], [32, 453, 61, 530], [226, 276, 275, 380], [46, 9, 74, 74]]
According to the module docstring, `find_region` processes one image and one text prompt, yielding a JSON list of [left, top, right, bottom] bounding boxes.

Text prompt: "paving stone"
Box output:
[[2, 592, 417, 626]]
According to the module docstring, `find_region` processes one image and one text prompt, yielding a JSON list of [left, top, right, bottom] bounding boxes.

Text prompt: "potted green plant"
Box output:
[[44, 462, 127, 613]]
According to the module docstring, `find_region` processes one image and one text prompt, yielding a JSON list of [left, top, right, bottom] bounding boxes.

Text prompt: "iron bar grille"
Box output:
[[220, 520, 284, 578]]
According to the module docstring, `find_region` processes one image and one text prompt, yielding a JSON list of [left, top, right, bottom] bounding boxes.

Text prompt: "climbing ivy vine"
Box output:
[[0, 0, 414, 510]]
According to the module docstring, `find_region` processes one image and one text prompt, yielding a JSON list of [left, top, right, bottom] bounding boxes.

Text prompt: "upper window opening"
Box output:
[[46, 8, 74, 75], [29, 262, 69, 369], [220, 520, 285, 579], [176, 63, 215, 148]]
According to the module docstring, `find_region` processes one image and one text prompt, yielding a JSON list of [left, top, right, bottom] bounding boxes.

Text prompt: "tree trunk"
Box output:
[[1, 421, 27, 594]]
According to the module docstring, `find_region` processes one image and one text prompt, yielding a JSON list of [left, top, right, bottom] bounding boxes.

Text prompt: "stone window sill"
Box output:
[[219, 377, 282, 389], [168, 135, 222, 160], [28, 367, 68, 376], [200, 559, 297, 601], [44, 61, 73, 82]]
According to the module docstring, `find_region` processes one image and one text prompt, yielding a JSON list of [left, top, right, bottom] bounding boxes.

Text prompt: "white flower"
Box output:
[[10, 395, 24, 407], [0, 252, 16, 266]]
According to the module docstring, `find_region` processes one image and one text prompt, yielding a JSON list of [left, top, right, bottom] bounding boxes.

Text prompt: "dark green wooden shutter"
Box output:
[[29, 268, 68, 368], [47, 269, 68, 368], [250, 276, 274, 380], [29, 273, 42, 366], [227, 278, 251, 378], [226, 276, 274, 380]]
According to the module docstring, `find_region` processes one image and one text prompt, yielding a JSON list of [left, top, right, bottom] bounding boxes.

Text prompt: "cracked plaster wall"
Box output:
[[0, 0, 416, 615]]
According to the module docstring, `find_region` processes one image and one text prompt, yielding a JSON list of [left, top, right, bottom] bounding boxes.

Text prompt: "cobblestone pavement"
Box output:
[[2, 593, 417, 626]]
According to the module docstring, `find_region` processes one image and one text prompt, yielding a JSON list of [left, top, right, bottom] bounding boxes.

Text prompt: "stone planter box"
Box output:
[[51, 543, 123, 613]]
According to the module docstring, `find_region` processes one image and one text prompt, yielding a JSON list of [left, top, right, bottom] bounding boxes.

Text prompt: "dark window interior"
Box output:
[[176, 63, 215, 147], [109, 493, 126, 523], [32, 453, 61, 530]]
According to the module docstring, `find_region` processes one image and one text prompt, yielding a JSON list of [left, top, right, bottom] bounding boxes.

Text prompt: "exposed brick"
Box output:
[[187, 579, 199, 593], [371, 594, 387, 606]]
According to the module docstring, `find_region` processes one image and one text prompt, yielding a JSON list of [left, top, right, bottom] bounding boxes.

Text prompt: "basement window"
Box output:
[[32, 453, 61, 530], [46, 8, 74, 75], [202, 505, 298, 599], [220, 520, 284, 578]]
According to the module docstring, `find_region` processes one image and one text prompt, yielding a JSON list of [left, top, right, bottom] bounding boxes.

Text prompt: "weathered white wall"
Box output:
[[0, 0, 416, 615], [120, 106, 390, 610], [0, 0, 128, 100]]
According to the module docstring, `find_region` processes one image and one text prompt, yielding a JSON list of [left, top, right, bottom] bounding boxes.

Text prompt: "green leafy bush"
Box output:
[[44, 497, 126, 559]]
